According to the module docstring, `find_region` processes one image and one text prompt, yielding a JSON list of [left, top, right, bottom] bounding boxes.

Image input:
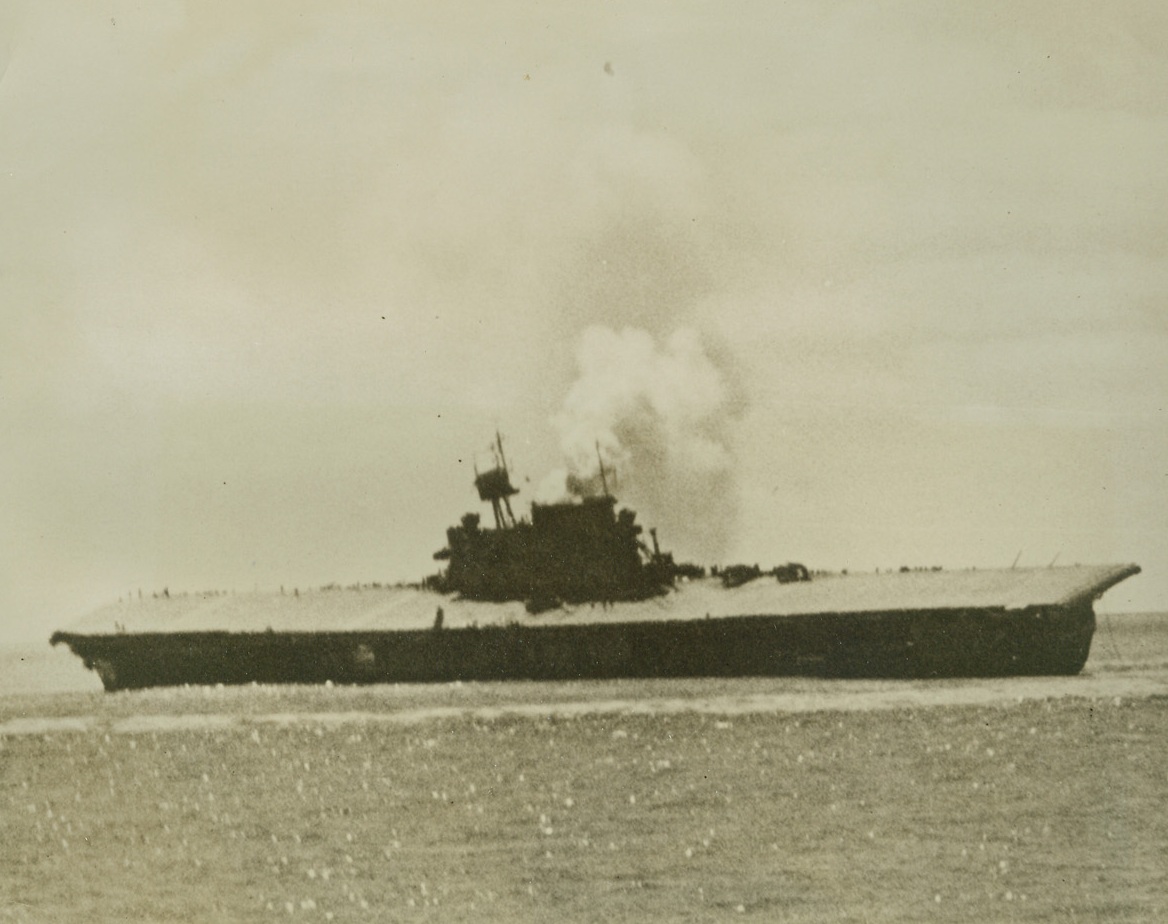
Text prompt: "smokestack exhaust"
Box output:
[[542, 324, 744, 561]]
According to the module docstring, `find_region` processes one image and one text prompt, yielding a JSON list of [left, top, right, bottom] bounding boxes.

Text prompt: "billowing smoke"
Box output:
[[538, 325, 743, 562]]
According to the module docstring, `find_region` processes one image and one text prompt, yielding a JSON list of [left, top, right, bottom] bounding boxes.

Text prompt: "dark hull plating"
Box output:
[[51, 603, 1096, 692]]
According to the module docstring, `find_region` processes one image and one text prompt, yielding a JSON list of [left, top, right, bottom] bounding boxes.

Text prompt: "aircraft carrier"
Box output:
[[51, 435, 1141, 691]]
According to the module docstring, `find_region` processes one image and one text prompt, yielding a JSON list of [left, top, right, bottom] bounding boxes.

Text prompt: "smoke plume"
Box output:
[[539, 325, 743, 562]]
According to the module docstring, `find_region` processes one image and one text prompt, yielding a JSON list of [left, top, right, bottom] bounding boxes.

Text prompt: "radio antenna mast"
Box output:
[[595, 441, 610, 497]]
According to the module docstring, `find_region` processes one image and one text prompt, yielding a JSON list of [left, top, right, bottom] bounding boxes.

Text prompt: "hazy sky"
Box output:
[[2, 2, 1166, 643]]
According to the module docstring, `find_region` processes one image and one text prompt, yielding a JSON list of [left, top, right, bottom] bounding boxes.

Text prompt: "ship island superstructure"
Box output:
[[431, 433, 675, 609]]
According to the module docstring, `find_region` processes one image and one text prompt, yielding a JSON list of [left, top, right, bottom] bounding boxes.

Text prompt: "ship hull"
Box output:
[[51, 602, 1096, 692]]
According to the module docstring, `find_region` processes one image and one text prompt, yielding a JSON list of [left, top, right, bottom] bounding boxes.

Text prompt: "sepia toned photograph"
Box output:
[[2, 2, 1166, 921]]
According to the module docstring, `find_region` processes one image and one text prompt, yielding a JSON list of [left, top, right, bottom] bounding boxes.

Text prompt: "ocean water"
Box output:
[[3, 612, 1166, 923], [0, 641, 103, 698], [4, 662, 1167, 923]]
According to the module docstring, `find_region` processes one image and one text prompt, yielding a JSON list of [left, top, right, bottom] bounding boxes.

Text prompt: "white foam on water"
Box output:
[[3, 669, 1166, 738]]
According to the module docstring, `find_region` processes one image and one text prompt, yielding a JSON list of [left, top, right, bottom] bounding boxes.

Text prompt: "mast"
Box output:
[[496, 431, 517, 525], [595, 440, 610, 497], [473, 431, 519, 529]]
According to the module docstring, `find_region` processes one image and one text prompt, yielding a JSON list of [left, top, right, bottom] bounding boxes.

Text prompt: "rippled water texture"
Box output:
[[2, 612, 1165, 922]]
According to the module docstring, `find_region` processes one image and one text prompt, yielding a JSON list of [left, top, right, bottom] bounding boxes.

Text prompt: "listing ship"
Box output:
[[51, 436, 1141, 691]]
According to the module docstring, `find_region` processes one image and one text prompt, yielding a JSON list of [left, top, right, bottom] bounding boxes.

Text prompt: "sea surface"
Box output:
[[3, 612, 1166, 923]]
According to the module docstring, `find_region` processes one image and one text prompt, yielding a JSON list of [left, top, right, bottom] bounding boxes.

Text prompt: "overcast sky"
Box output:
[[2, 2, 1165, 643]]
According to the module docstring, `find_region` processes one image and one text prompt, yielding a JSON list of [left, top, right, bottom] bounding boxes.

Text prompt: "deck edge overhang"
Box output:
[[1056, 563, 1142, 608]]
